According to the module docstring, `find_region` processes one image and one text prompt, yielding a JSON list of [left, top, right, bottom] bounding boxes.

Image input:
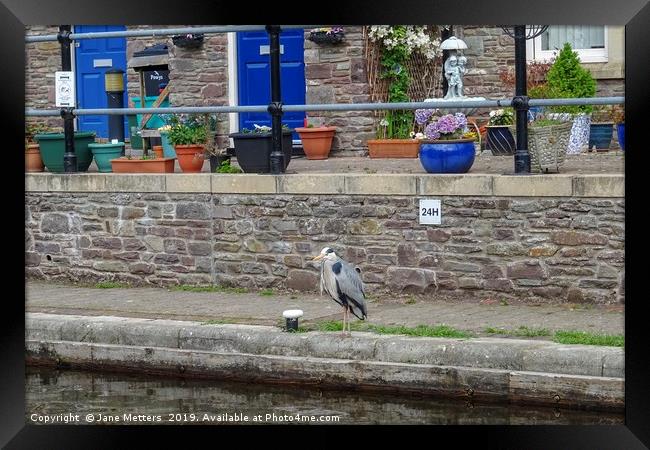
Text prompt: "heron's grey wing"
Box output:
[[322, 260, 344, 307], [333, 260, 367, 320]]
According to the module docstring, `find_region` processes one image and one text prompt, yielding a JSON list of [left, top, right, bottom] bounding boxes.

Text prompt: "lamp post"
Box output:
[[500, 25, 548, 174], [57, 25, 77, 173], [266, 25, 285, 174]]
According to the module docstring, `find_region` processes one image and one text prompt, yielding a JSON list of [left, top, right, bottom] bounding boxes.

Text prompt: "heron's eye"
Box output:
[[326, 248, 334, 254]]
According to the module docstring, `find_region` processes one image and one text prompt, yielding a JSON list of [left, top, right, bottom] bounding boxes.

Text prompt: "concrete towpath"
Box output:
[[26, 281, 624, 338]]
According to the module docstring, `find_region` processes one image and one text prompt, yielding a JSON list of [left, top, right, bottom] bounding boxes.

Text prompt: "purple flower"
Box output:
[[424, 123, 441, 140], [454, 113, 467, 130], [435, 114, 459, 134], [415, 109, 434, 126]]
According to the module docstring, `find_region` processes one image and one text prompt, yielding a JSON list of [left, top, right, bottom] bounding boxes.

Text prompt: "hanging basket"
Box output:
[[308, 31, 345, 44], [172, 34, 204, 49]]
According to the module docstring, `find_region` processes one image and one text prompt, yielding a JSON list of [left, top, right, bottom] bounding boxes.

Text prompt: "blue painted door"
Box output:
[[74, 25, 128, 138], [237, 29, 306, 140]]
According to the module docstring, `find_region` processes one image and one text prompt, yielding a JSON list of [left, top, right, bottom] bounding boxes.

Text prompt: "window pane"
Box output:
[[542, 26, 604, 50]]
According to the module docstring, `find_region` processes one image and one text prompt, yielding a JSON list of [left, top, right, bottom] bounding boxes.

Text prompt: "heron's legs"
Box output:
[[342, 306, 347, 336]]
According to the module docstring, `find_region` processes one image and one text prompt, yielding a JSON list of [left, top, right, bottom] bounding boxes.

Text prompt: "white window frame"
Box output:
[[527, 26, 608, 64]]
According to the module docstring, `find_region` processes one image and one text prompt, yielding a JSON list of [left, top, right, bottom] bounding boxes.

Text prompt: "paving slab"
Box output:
[[26, 281, 624, 337]]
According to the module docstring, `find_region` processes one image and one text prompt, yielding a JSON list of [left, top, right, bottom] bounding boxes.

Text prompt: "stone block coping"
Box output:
[[25, 173, 625, 198]]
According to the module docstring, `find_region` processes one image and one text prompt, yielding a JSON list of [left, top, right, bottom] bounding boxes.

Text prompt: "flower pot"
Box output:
[[35, 131, 96, 172], [295, 127, 336, 160], [25, 143, 44, 172], [152, 145, 164, 159], [509, 121, 572, 173], [230, 131, 293, 173], [308, 31, 345, 44], [617, 123, 625, 151], [567, 113, 591, 155], [111, 157, 175, 173], [209, 154, 231, 173], [89, 142, 125, 173], [174, 145, 206, 173], [485, 125, 515, 156], [367, 139, 419, 158], [418, 139, 476, 173], [172, 34, 204, 48], [159, 131, 176, 158], [588, 122, 614, 151]]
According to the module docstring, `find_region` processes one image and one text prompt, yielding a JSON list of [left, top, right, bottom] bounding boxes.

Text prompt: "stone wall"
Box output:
[[304, 27, 375, 155], [25, 174, 624, 304], [25, 26, 62, 130]]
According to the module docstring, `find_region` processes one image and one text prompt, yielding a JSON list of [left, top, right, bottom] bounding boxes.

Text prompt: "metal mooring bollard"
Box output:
[[283, 309, 303, 332]]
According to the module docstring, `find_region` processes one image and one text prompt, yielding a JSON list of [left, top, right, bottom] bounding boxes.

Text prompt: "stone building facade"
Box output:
[[25, 25, 624, 152]]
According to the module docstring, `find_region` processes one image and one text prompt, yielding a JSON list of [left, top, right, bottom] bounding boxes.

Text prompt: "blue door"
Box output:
[[237, 29, 306, 140], [74, 25, 128, 138]]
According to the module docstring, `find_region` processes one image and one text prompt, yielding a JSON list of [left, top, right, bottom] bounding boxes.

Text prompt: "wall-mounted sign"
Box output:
[[55, 71, 75, 107], [419, 199, 441, 225]]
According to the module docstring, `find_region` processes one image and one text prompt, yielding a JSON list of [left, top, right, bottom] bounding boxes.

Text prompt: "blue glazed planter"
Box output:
[[89, 143, 125, 173], [588, 123, 614, 150], [617, 123, 625, 151], [160, 132, 176, 158], [419, 139, 476, 173]]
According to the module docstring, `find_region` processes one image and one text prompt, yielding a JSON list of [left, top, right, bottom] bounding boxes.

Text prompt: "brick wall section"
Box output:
[[304, 27, 375, 155], [26, 193, 624, 304]]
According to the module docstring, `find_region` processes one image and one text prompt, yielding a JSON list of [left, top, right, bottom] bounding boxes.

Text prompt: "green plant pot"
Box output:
[[35, 131, 96, 173], [89, 142, 125, 172]]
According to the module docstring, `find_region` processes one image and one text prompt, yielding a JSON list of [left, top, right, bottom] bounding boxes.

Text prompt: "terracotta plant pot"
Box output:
[[111, 157, 176, 173], [152, 145, 164, 159], [174, 145, 205, 173], [25, 143, 44, 172], [295, 126, 336, 160], [367, 139, 419, 158]]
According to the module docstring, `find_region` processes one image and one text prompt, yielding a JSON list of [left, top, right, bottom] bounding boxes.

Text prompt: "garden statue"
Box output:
[[443, 55, 468, 99]]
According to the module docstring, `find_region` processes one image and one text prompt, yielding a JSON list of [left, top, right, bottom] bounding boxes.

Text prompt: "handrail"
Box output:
[[24, 97, 624, 116]]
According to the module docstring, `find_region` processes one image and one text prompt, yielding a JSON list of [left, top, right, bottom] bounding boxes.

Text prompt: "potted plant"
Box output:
[[588, 105, 616, 152], [308, 27, 345, 44], [415, 111, 477, 173], [295, 120, 337, 160], [545, 43, 597, 155], [508, 114, 573, 173], [612, 105, 625, 151], [25, 123, 55, 172], [35, 130, 96, 173], [366, 26, 443, 158], [158, 123, 176, 158], [229, 124, 293, 173], [171, 33, 204, 49], [167, 114, 207, 173], [89, 141, 125, 172], [213, 158, 242, 174], [485, 108, 515, 155]]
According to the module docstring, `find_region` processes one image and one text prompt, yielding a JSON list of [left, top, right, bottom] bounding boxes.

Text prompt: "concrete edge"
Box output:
[[26, 313, 624, 379], [26, 339, 624, 411], [24, 173, 624, 197]]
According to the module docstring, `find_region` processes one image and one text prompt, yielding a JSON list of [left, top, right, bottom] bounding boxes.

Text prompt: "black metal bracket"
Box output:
[[512, 95, 529, 111], [59, 107, 75, 120], [267, 101, 283, 115], [57, 26, 72, 45]]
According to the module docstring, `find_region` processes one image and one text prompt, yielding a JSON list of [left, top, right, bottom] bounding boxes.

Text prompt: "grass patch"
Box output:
[[316, 321, 472, 338], [172, 285, 248, 294], [259, 289, 275, 297], [553, 331, 624, 347], [485, 326, 551, 337], [94, 281, 130, 289]]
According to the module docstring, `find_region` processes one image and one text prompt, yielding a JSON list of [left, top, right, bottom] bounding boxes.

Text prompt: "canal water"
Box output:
[[26, 367, 623, 425]]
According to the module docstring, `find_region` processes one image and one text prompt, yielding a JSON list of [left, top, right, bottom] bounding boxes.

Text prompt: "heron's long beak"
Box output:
[[312, 254, 324, 261]]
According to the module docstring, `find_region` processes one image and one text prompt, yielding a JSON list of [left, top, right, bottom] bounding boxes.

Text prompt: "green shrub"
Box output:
[[545, 43, 596, 114], [167, 115, 208, 145]]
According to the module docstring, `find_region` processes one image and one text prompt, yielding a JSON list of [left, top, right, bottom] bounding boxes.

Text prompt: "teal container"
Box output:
[[89, 142, 125, 172], [160, 131, 176, 158], [132, 96, 170, 129], [35, 131, 96, 173], [127, 115, 143, 149]]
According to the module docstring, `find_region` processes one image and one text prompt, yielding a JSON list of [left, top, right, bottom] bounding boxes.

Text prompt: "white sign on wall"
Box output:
[[55, 71, 75, 107], [419, 199, 441, 225]]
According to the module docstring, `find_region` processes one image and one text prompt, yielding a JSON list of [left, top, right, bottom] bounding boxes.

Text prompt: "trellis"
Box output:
[[363, 26, 445, 128]]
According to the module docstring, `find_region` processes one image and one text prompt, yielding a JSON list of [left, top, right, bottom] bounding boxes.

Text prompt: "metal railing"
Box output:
[[25, 25, 625, 174]]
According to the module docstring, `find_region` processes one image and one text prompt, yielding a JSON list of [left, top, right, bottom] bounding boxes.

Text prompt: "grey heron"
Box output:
[[312, 247, 367, 335]]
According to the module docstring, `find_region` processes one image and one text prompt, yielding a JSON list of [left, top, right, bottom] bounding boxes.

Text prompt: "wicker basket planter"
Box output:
[[367, 139, 419, 158], [509, 122, 572, 173], [308, 31, 345, 44]]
